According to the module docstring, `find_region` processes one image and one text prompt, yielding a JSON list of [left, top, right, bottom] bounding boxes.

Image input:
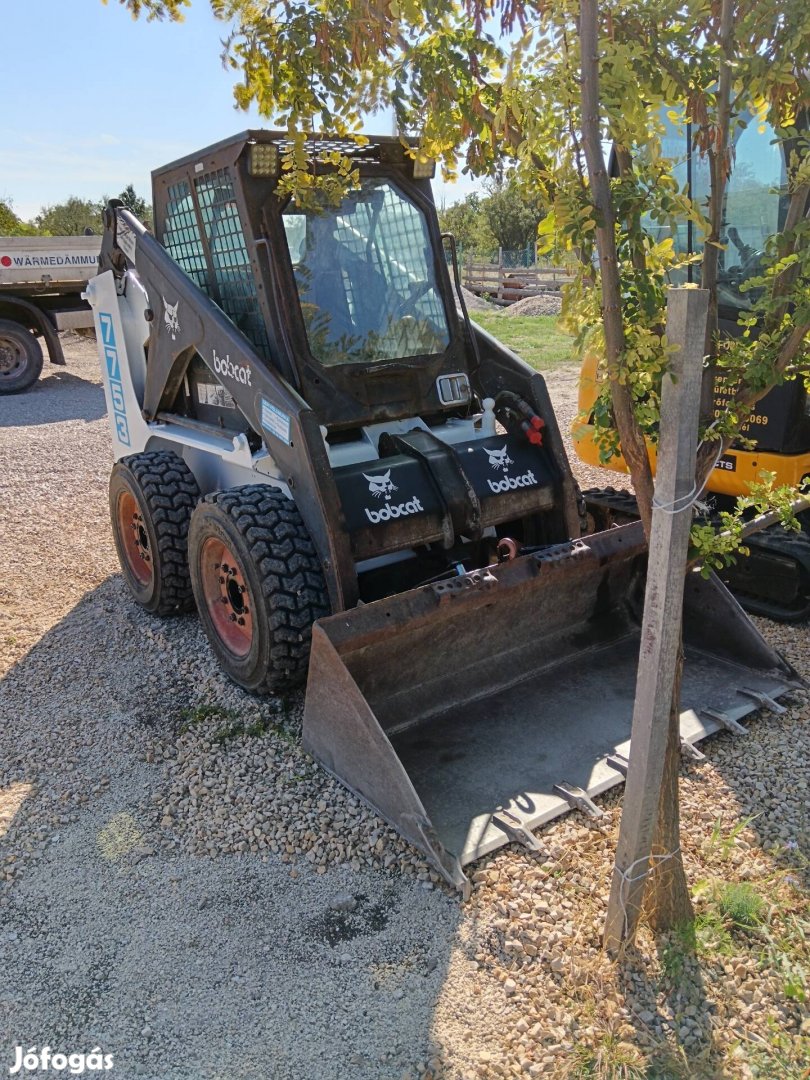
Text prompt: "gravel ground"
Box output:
[[1, 335, 807, 1079], [501, 294, 563, 317], [457, 287, 563, 317]]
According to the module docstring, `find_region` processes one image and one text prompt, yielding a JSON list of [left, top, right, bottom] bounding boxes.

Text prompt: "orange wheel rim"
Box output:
[[199, 537, 254, 657], [118, 490, 152, 587]]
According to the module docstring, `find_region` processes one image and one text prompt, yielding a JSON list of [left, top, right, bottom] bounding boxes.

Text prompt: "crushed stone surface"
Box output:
[[1, 334, 807, 1079]]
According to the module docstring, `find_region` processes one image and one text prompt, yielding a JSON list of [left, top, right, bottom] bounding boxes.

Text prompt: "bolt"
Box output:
[[222, 563, 229, 573], [237, 617, 245, 626], [229, 614, 237, 622]]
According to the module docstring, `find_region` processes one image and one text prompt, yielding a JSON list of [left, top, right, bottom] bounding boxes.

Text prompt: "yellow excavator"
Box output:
[[575, 116, 810, 621]]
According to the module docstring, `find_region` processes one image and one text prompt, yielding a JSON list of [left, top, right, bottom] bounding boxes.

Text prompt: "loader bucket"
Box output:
[[303, 521, 802, 895]]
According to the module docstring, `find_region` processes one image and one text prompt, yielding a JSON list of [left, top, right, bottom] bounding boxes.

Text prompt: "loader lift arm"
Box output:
[[99, 203, 357, 610]]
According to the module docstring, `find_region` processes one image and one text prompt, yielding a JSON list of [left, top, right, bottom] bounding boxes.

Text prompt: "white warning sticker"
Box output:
[[197, 382, 236, 409], [261, 398, 292, 445]]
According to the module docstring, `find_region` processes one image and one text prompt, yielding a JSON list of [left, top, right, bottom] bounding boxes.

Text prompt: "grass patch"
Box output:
[[569, 1034, 649, 1079], [717, 882, 765, 930], [178, 702, 280, 744], [470, 311, 576, 370], [211, 716, 271, 744], [179, 703, 238, 732], [693, 909, 735, 958], [701, 814, 759, 862]]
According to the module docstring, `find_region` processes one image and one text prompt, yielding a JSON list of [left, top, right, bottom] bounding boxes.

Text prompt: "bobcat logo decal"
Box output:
[[163, 297, 180, 341], [484, 444, 514, 472], [364, 470, 397, 501]]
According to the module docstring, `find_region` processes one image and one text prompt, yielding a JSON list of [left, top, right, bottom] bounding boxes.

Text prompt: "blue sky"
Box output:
[[2, 0, 479, 222]]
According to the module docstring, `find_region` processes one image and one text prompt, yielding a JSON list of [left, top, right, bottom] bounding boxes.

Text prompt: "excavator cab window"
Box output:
[[282, 179, 450, 367], [640, 110, 789, 323]]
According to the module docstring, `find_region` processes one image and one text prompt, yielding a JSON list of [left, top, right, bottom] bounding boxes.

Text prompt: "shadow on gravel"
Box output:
[[0, 369, 105, 428], [617, 932, 719, 1077], [0, 579, 461, 1080], [700, 706, 810, 889]]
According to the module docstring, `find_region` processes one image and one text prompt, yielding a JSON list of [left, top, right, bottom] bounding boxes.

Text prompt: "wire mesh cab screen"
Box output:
[[282, 180, 450, 367]]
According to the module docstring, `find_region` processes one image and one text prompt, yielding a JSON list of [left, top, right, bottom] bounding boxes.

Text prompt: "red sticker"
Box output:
[[0, 256, 11, 268]]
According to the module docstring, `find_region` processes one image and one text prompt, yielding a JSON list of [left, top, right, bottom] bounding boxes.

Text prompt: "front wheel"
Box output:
[[0, 319, 44, 394], [109, 451, 200, 614], [189, 486, 330, 694]]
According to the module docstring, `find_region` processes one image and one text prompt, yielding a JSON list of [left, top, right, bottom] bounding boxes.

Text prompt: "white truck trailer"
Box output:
[[0, 235, 101, 393]]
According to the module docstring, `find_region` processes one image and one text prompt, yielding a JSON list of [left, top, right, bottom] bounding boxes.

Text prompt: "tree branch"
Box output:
[[579, 0, 655, 533], [700, 0, 735, 357]]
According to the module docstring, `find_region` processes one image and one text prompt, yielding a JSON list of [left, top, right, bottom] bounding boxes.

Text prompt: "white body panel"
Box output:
[[0, 236, 101, 289], [84, 269, 288, 498]]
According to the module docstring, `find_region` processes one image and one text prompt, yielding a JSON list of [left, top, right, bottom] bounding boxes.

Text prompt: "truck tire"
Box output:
[[0, 319, 44, 394], [109, 451, 200, 615], [189, 485, 330, 694]]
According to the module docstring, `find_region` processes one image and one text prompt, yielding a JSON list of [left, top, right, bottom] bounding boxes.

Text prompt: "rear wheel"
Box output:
[[189, 486, 330, 694], [0, 319, 44, 394], [109, 451, 200, 614]]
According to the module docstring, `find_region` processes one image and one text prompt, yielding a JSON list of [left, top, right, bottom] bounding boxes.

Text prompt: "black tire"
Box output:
[[0, 319, 44, 394], [109, 451, 200, 614], [188, 485, 330, 695]]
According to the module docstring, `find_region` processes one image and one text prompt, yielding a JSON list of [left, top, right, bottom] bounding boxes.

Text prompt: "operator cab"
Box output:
[[282, 180, 451, 368]]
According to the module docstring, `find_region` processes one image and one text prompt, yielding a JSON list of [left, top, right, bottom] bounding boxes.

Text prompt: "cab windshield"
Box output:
[[282, 180, 450, 366]]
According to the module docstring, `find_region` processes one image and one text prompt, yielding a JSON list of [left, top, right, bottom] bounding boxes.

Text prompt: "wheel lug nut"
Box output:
[[229, 614, 237, 622], [237, 617, 245, 626], [219, 576, 225, 584]]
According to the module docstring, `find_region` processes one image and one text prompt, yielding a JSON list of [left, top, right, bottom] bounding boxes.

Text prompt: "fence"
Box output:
[[461, 247, 571, 304]]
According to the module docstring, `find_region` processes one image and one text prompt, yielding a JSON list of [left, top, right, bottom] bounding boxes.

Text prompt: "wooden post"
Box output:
[[603, 287, 709, 954]]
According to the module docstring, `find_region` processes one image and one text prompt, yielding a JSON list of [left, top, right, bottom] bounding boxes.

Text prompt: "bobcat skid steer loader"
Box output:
[[85, 131, 802, 895]]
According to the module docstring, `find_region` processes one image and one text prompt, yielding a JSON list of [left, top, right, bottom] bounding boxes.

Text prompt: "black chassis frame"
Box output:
[[98, 130, 581, 612]]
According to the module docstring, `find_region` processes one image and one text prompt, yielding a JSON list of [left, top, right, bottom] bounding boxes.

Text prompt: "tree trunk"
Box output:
[[647, 641, 694, 932], [700, 0, 735, 358], [579, 0, 655, 536]]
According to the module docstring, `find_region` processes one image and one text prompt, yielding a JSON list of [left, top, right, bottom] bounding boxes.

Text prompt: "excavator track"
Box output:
[[583, 487, 810, 623]]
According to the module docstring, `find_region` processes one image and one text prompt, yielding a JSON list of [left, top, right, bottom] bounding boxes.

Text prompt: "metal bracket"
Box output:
[[553, 782, 605, 819], [492, 810, 546, 854], [702, 708, 749, 736], [679, 738, 706, 763], [430, 569, 497, 602], [737, 687, 787, 716], [606, 753, 630, 777]]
